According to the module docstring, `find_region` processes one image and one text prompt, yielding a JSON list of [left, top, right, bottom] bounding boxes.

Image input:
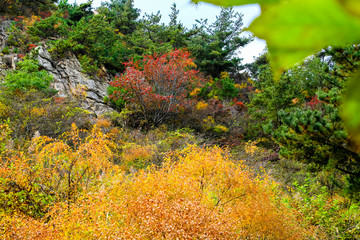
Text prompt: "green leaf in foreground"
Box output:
[[249, 0, 360, 76], [343, 71, 360, 138], [338, 0, 360, 18]]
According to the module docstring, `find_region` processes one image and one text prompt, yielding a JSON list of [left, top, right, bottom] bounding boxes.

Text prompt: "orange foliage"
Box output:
[[0, 123, 118, 218], [1, 145, 310, 239]]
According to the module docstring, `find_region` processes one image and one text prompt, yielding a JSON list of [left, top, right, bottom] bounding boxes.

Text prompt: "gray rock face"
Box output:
[[37, 47, 113, 116], [0, 21, 11, 50], [0, 20, 113, 116], [0, 21, 16, 71]]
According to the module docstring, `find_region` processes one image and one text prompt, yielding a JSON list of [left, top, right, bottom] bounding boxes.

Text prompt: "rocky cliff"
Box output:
[[0, 20, 113, 116], [36, 47, 113, 116]]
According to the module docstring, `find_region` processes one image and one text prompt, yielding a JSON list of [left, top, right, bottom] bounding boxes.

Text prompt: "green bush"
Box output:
[[105, 85, 127, 110], [4, 59, 54, 93], [27, 13, 69, 39], [199, 75, 240, 101], [289, 175, 360, 239], [78, 54, 99, 75], [1, 47, 10, 54]]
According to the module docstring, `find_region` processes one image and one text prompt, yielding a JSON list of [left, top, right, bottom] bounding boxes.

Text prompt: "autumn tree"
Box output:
[[109, 49, 205, 125]]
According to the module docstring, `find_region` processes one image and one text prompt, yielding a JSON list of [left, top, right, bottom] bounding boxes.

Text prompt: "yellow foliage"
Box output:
[[71, 84, 87, 99], [0, 102, 8, 117], [1, 146, 310, 239], [30, 107, 46, 116], [95, 118, 112, 129], [196, 100, 208, 110], [220, 71, 229, 79], [235, 82, 247, 89], [0, 123, 119, 219], [53, 23, 61, 29], [189, 87, 201, 97], [245, 140, 259, 156], [254, 89, 261, 93], [302, 90, 309, 98], [213, 124, 229, 133], [292, 98, 299, 104], [0, 121, 12, 154], [121, 143, 155, 171], [202, 116, 215, 130], [22, 16, 41, 30]]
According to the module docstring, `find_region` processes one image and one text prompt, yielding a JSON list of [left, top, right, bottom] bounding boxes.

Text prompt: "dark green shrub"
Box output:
[[105, 85, 127, 110], [78, 54, 99, 75], [27, 13, 69, 39], [4, 59, 54, 93], [1, 47, 10, 54]]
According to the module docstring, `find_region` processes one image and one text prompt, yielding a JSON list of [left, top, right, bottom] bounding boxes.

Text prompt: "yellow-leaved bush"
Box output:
[[1, 137, 310, 239], [0, 123, 118, 219]]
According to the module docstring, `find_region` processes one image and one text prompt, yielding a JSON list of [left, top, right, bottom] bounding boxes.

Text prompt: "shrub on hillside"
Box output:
[[109, 49, 206, 125], [0, 88, 90, 141], [0, 123, 118, 219], [0, 145, 310, 239], [3, 59, 54, 93]]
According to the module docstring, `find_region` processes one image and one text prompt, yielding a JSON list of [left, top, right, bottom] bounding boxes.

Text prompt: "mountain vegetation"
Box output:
[[1, 0, 360, 239]]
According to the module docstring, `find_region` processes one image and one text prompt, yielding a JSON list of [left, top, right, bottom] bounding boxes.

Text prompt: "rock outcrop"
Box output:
[[0, 20, 12, 77], [0, 20, 11, 50], [0, 20, 113, 116], [36, 47, 113, 116]]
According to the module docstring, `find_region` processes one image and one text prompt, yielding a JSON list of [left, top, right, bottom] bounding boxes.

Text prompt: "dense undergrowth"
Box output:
[[1, 0, 360, 239]]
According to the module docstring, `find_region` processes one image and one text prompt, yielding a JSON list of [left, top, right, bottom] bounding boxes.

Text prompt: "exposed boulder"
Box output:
[[37, 47, 114, 116]]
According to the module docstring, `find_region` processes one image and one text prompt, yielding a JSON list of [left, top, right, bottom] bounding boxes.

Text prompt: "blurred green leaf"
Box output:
[[343, 71, 360, 136], [337, 0, 360, 18], [249, 0, 360, 76]]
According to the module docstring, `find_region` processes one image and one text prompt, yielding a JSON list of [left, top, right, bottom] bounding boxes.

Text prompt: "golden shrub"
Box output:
[[1, 145, 310, 239]]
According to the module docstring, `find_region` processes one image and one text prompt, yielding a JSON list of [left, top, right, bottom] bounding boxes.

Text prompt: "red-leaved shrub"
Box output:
[[109, 50, 205, 125]]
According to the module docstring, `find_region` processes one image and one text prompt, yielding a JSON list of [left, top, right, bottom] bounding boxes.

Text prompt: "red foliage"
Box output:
[[39, 11, 52, 19], [53, 97, 65, 104], [233, 98, 247, 112], [307, 95, 322, 110], [28, 44, 37, 51], [109, 50, 205, 124], [206, 99, 229, 117]]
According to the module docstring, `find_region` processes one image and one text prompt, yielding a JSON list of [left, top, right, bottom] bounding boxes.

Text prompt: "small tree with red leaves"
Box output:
[[109, 50, 205, 125]]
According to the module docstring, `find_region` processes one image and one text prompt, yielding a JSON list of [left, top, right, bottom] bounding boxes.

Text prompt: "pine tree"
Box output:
[[187, 8, 252, 77]]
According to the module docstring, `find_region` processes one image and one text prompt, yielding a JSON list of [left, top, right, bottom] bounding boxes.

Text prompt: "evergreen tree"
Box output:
[[97, 0, 140, 35], [126, 8, 189, 56], [250, 50, 360, 197], [188, 8, 252, 77]]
